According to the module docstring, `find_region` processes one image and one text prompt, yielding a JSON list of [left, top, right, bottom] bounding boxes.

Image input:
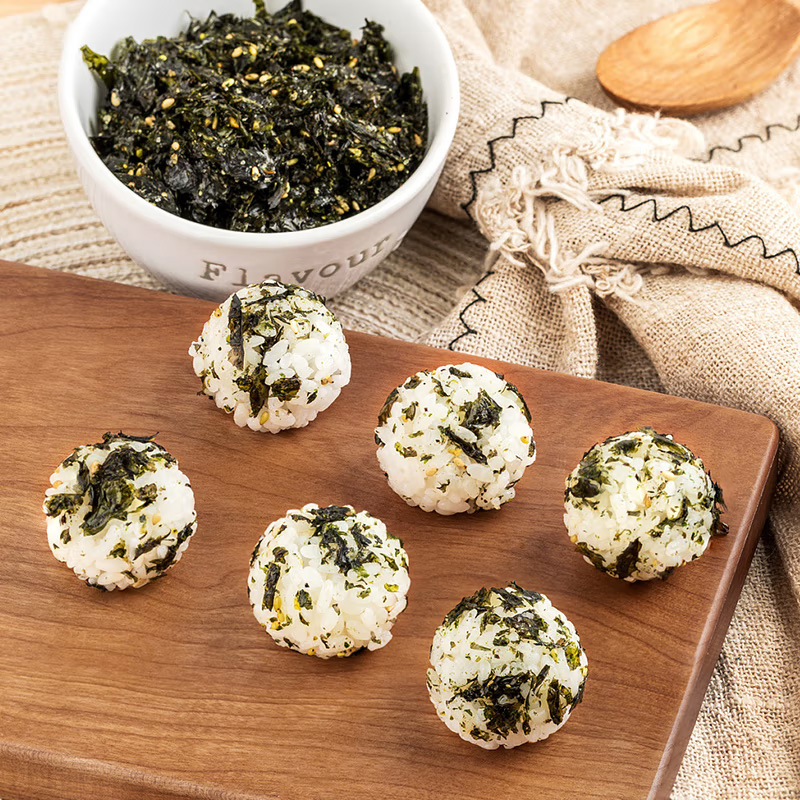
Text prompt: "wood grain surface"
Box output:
[[0, 261, 778, 800], [596, 0, 800, 116]]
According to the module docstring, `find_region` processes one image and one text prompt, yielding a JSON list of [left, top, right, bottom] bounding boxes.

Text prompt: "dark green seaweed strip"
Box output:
[[613, 538, 642, 580], [82, 1, 428, 233]]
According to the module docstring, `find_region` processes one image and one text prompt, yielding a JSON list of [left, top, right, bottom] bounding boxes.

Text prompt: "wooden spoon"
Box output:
[[596, 0, 800, 116]]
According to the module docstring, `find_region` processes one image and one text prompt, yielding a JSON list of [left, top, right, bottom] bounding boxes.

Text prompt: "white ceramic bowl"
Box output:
[[59, 0, 459, 299]]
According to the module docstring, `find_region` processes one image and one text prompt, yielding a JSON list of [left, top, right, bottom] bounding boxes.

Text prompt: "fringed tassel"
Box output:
[[473, 108, 705, 302]]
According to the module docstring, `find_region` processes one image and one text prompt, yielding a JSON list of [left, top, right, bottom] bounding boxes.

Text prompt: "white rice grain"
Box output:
[[190, 281, 350, 433], [248, 504, 410, 658], [375, 363, 536, 514], [43, 433, 197, 591], [427, 584, 588, 749], [564, 427, 726, 582]]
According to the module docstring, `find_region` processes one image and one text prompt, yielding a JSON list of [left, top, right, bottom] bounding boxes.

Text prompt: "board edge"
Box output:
[[647, 421, 780, 800]]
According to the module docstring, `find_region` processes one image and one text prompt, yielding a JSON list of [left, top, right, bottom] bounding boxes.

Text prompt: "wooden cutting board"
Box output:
[[0, 261, 778, 800]]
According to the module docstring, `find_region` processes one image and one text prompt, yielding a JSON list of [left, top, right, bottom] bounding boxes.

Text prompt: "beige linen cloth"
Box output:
[[3, 0, 800, 796]]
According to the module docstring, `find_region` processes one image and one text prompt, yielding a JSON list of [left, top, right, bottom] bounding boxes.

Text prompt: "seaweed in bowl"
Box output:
[[81, 0, 428, 233]]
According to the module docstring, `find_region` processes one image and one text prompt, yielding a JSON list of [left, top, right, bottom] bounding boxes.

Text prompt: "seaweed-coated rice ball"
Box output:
[[564, 427, 726, 582], [190, 280, 350, 433], [375, 363, 536, 515], [427, 584, 588, 749], [43, 432, 197, 591], [248, 504, 410, 658]]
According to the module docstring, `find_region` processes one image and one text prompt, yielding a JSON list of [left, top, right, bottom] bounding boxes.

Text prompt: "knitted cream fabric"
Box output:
[[1, 2, 799, 798]]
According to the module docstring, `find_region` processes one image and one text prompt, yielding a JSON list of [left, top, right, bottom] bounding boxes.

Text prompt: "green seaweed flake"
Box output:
[[136, 483, 158, 506], [546, 679, 574, 725], [461, 390, 502, 433], [440, 426, 488, 465], [262, 562, 281, 610], [458, 673, 529, 739], [295, 588, 313, 609], [505, 380, 532, 423], [81, 444, 157, 535], [272, 376, 302, 401], [377, 387, 400, 427], [402, 402, 417, 421], [148, 522, 195, 574], [239, 366, 270, 414], [447, 367, 472, 379], [568, 457, 606, 500], [575, 541, 607, 572], [82, 0, 428, 233], [443, 587, 493, 627], [711, 480, 728, 536], [570, 675, 587, 711], [613, 537, 642, 579], [103, 432, 159, 445], [228, 293, 245, 366], [505, 609, 548, 643], [646, 428, 693, 460], [491, 585, 525, 612], [609, 437, 638, 457], [349, 522, 371, 549], [511, 583, 543, 605], [133, 533, 168, 560], [563, 642, 582, 670], [318, 527, 358, 572], [109, 540, 127, 559], [45, 493, 84, 518], [308, 505, 377, 575]]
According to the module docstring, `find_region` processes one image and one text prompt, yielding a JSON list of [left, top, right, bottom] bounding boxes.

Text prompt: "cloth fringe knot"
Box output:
[[473, 107, 705, 301]]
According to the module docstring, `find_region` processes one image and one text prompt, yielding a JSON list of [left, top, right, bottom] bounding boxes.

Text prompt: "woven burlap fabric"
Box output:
[[2, 1, 800, 797], [423, 1, 800, 797]]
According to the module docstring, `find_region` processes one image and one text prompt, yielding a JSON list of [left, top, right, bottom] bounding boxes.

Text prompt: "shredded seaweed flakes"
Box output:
[[82, 0, 428, 233], [81, 445, 156, 535], [458, 673, 529, 739], [461, 389, 502, 432], [613, 537, 642, 580], [263, 562, 281, 610], [441, 426, 488, 465]]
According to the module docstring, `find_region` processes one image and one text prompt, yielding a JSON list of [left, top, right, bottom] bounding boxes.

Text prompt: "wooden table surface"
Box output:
[[0, 261, 778, 800]]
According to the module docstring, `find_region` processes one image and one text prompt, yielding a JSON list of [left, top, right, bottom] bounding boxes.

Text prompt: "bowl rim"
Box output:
[[58, 0, 460, 247]]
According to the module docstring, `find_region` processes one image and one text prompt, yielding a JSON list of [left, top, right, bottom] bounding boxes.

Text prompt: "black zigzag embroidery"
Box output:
[[705, 115, 800, 161], [454, 103, 800, 348], [597, 193, 800, 275], [461, 97, 575, 217], [448, 270, 495, 350]]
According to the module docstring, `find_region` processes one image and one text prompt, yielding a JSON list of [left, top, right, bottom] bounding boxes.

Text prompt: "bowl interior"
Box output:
[[68, 0, 456, 161]]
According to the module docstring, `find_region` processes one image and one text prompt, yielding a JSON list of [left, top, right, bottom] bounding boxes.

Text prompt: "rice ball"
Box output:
[[564, 427, 726, 582], [43, 432, 197, 591], [248, 504, 410, 658], [375, 363, 536, 514], [190, 280, 351, 433], [427, 584, 588, 749]]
